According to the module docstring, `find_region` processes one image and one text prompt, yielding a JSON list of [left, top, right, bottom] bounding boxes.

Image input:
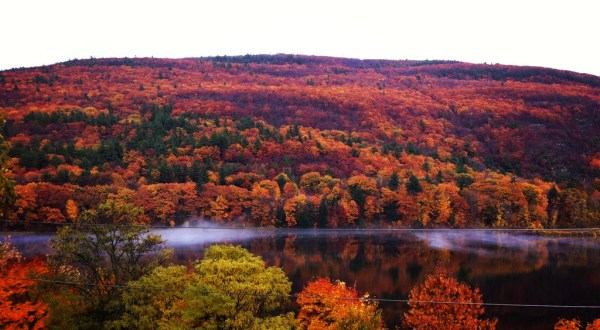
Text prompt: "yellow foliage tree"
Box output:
[[65, 199, 79, 222]]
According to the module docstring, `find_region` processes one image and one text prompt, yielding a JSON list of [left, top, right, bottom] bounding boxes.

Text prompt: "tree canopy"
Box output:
[[404, 267, 497, 330]]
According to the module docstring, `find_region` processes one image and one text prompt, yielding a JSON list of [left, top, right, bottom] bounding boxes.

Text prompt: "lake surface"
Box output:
[[3, 228, 600, 329]]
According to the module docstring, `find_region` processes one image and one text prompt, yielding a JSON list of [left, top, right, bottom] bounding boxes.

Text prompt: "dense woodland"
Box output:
[[1, 54, 600, 229], [1, 55, 600, 328]]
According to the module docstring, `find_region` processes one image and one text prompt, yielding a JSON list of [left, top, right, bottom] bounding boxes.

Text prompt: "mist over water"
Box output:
[[150, 226, 600, 259], [412, 230, 600, 256], [4, 227, 600, 257], [155, 227, 274, 248], [0, 232, 54, 256], [3, 225, 600, 265]]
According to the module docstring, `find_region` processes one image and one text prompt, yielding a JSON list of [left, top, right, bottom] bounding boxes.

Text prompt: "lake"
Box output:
[[3, 228, 600, 329]]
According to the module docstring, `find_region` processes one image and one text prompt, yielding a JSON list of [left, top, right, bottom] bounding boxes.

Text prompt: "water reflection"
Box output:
[[3, 229, 600, 329]]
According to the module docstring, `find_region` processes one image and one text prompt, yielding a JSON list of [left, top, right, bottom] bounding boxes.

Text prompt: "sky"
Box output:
[[2, 0, 599, 76]]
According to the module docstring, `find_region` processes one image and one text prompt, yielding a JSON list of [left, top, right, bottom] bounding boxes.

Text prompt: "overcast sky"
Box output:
[[2, 0, 599, 76]]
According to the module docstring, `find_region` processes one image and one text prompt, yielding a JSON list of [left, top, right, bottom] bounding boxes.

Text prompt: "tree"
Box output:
[[406, 174, 423, 195], [300, 172, 337, 195], [297, 277, 383, 329], [586, 319, 600, 330], [431, 188, 452, 226], [50, 200, 170, 327], [111, 265, 191, 330], [284, 194, 307, 227], [65, 199, 79, 222], [172, 244, 294, 329], [250, 180, 281, 226], [348, 175, 378, 215], [0, 117, 16, 219], [404, 268, 496, 330], [556, 188, 588, 228], [388, 172, 399, 191], [0, 240, 49, 329], [554, 318, 600, 330], [554, 319, 581, 330]]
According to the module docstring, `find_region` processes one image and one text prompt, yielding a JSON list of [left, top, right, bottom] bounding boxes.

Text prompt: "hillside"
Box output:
[[1, 54, 599, 228]]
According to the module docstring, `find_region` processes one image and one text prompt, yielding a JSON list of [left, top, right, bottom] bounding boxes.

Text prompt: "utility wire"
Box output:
[[2, 274, 600, 309], [2, 219, 600, 232]]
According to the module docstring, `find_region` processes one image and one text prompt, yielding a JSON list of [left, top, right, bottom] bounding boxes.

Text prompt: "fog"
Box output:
[[412, 230, 600, 256], [3, 226, 600, 257]]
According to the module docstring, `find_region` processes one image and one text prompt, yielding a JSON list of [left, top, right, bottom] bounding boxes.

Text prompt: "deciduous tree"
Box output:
[[297, 277, 383, 329], [50, 200, 170, 326], [174, 244, 294, 329], [404, 267, 497, 330], [0, 240, 49, 329]]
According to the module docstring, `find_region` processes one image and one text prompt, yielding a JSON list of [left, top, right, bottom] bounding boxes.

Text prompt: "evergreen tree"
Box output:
[[388, 172, 399, 191], [276, 174, 287, 192], [158, 162, 173, 183], [318, 199, 328, 228], [406, 174, 423, 195], [190, 162, 201, 183], [436, 170, 443, 183]]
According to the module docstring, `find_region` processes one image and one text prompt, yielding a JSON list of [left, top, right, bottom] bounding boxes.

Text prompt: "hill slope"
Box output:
[[1, 55, 599, 228]]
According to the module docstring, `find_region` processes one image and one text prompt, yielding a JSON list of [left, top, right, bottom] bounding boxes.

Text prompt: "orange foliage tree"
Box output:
[[296, 277, 383, 329], [555, 318, 600, 330], [0, 240, 49, 329], [404, 267, 497, 330], [250, 179, 281, 226]]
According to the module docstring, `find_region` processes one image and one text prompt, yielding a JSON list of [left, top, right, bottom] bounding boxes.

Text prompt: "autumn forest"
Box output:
[[1, 55, 600, 229], [1, 55, 600, 329]]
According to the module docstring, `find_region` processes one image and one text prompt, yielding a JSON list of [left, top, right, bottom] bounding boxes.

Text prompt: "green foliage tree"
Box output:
[[406, 174, 423, 195], [388, 172, 399, 191], [276, 173, 288, 192], [557, 188, 588, 228], [50, 200, 170, 328], [170, 244, 294, 329], [111, 265, 190, 330]]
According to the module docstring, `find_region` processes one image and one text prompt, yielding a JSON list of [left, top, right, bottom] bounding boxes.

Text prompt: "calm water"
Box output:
[[4, 229, 600, 329]]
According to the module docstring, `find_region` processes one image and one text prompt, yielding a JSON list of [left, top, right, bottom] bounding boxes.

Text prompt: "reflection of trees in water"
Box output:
[[11, 231, 600, 329], [244, 233, 597, 287], [239, 232, 600, 329]]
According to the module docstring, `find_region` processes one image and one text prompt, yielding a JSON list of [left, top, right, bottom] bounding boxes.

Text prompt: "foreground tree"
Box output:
[[49, 200, 170, 328], [297, 277, 384, 330], [111, 265, 191, 330], [404, 268, 497, 330], [555, 318, 600, 330], [587, 319, 600, 330], [114, 245, 294, 329], [176, 244, 294, 329], [0, 240, 49, 329]]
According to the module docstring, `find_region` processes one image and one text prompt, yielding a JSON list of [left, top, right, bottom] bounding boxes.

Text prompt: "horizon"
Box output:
[[2, 53, 598, 78], [2, 1, 599, 77]]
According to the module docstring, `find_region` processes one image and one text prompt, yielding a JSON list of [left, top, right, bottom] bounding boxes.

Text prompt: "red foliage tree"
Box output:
[[404, 267, 497, 330], [0, 240, 49, 329]]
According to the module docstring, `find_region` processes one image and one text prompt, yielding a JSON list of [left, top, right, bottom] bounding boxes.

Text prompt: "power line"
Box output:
[[3, 274, 600, 309], [2, 219, 600, 232]]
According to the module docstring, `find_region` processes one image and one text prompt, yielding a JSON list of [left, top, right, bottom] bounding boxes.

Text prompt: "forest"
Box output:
[[1, 54, 599, 229], [1, 55, 600, 328]]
